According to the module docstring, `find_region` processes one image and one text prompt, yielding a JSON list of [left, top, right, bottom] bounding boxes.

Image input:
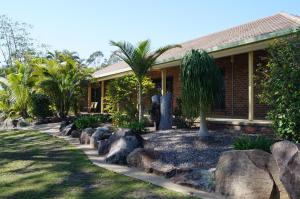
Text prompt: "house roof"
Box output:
[[93, 12, 300, 79]]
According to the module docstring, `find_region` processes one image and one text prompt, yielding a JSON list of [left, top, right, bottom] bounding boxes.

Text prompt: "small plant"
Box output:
[[233, 135, 274, 153], [123, 120, 147, 134], [74, 114, 110, 130]]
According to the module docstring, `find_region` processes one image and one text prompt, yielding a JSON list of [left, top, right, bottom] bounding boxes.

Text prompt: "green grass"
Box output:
[[0, 130, 197, 199]]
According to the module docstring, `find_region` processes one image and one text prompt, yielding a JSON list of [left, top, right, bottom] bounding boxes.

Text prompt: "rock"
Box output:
[[2, 118, 16, 128], [215, 149, 289, 199], [98, 139, 110, 155], [159, 92, 172, 130], [90, 127, 112, 149], [271, 141, 300, 199], [70, 130, 81, 138], [79, 128, 95, 144], [127, 148, 161, 172], [105, 135, 143, 164], [171, 168, 215, 192], [150, 162, 178, 178], [60, 123, 76, 136], [60, 121, 68, 131], [17, 118, 29, 127]]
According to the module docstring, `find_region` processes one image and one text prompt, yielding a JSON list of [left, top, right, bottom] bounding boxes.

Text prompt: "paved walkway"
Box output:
[[29, 123, 223, 199]]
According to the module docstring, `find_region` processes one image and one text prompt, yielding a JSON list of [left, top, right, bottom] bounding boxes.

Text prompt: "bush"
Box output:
[[110, 112, 147, 133], [105, 75, 155, 118], [233, 135, 274, 153], [74, 114, 110, 130], [122, 120, 147, 134], [31, 93, 52, 119], [257, 31, 300, 142]]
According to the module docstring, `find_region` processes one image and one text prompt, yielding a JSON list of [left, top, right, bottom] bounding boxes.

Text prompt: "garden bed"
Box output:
[[143, 130, 235, 170]]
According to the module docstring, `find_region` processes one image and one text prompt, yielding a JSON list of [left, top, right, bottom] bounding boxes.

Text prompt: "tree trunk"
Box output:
[[199, 111, 209, 137], [138, 81, 143, 122]]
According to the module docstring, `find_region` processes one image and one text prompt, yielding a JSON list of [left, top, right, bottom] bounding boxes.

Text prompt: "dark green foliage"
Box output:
[[74, 114, 110, 130], [181, 49, 222, 117], [105, 74, 155, 120], [233, 135, 274, 153], [257, 31, 300, 142], [123, 120, 147, 134], [31, 93, 52, 119], [110, 112, 147, 133]]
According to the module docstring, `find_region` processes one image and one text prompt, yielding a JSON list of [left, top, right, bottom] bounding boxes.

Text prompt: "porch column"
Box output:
[[248, 51, 254, 121], [88, 83, 92, 112], [161, 69, 167, 95], [101, 81, 105, 113]]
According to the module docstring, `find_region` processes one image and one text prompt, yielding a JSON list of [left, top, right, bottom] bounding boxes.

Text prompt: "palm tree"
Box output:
[[110, 40, 180, 122], [40, 53, 90, 118], [0, 60, 40, 118], [181, 49, 221, 138]]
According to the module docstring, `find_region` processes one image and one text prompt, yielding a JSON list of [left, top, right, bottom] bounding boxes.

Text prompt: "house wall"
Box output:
[[147, 50, 269, 119]]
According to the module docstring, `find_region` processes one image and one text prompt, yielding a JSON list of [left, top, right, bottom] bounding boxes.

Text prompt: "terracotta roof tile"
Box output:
[[93, 12, 300, 79]]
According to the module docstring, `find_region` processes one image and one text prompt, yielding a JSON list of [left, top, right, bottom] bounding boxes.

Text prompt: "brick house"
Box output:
[[88, 12, 300, 132]]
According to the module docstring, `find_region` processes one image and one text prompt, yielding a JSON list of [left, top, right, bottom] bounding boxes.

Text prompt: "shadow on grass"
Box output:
[[0, 130, 196, 199]]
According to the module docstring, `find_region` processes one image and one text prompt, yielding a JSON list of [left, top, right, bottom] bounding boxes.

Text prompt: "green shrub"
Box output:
[[257, 31, 300, 142], [105, 75, 155, 118], [122, 120, 147, 134], [233, 135, 274, 153], [74, 114, 110, 130], [31, 93, 53, 119]]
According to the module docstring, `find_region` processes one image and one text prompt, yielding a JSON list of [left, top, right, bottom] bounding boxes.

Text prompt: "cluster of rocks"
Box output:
[[215, 140, 300, 199], [60, 122, 300, 198], [1, 117, 30, 128], [60, 122, 145, 165]]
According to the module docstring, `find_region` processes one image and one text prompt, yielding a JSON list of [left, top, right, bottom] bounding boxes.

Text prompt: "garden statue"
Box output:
[[159, 92, 172, 130], [151, 95, 161, 130]]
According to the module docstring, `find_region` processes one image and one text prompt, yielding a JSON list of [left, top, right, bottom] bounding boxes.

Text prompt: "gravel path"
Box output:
[[143, 130, 236, 170]]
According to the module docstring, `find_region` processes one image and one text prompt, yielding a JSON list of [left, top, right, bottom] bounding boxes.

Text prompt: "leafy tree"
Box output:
[[0, 15, 34, 67], [31, 93, 53, 119], [105, 74, 155, 119], [257, 32, 300, 142], [0, 60, 41, 118], [40, 52, 91, 118], [110, 40, 180, 121], [86, 50, 104, 66], [181, 49, 221, 137]]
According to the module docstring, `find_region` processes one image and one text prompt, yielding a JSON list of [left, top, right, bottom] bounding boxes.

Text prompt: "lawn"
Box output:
[[0, 130, 196, 199]]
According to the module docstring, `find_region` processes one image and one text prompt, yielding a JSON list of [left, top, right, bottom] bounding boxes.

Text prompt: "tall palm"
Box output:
[[40, 54, 90, 118], [181, 49, 221, 137], [110, 40, 180, 122]]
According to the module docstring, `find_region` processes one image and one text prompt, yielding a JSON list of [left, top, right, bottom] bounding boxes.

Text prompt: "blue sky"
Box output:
[[0, 0, 299, 60]]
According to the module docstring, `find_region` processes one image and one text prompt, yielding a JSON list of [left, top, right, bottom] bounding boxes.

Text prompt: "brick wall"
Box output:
[[148, 50, 269, 119]]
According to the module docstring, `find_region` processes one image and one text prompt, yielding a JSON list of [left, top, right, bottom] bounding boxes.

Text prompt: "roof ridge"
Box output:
[[178, 13, 287, 46], [278, 12, 300, 24]]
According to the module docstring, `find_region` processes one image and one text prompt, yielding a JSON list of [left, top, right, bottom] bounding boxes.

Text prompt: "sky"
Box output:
[[0, 0, 299, 61]]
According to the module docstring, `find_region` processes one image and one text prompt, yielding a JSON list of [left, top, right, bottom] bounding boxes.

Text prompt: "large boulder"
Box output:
[[98, 128, 144, 155], [271, 141, 300, 199], [60, 123, 76, 136], [215, 149, 289, 199], [98, 139, 110, 155], [105, 135, 142, 164], [90, 127, 112, 149], [79, 128, 95, 144], [127, 148, 161, 172]]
